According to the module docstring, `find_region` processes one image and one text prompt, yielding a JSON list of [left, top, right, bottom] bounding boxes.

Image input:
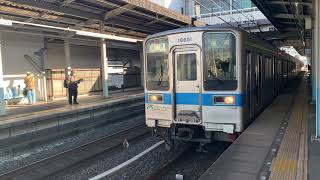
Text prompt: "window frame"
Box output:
[[145, 37, 170, 91], [202, 31, 238, 91], [176, 53, 198, 81]]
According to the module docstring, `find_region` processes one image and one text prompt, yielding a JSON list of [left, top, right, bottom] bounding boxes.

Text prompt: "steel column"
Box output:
[[64, 39, 72, 76], [100, 40, 108, 97], [315, 0, 320, 138], [312, 24, 317, 102], [140, 50, 144, 88], [0, 32, 5, 115]]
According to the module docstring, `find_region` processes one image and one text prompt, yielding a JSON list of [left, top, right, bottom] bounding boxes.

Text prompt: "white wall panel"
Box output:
[[2, 32, 44, 75]]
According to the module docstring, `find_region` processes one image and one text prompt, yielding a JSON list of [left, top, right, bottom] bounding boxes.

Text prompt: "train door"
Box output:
[[246, 51, 253, 119], [173, 47, 202, 124]]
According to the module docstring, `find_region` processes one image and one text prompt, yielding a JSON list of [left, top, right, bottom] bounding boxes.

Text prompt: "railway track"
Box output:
[[0, 124, 149, 180], [148, 142, 230, 180]]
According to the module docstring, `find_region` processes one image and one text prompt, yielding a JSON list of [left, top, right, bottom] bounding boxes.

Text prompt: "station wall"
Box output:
[[44, 43, 101, 69], [1, 32, 142, 102], [2, 32, 44, 75], [1, 32, 45, 103], [44, 43, 141, 69]]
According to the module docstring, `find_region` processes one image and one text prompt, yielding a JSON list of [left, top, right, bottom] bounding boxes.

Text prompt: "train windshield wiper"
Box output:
[[157, 65, 163, 86], [208, 70, 224, 84]]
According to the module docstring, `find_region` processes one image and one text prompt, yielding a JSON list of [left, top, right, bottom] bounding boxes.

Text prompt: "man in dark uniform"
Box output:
[[66, 71, 79, 105]]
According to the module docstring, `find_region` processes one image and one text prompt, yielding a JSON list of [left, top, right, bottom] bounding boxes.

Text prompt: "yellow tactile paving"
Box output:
[[269, 76, 308, 180]]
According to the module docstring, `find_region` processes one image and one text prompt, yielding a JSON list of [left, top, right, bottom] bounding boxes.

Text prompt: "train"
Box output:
[[143, 26, 303, 149]]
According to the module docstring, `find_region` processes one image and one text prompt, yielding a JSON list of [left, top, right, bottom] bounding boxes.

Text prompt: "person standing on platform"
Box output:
[[24, 72, 35, 105], [65, 70, 80, 105]]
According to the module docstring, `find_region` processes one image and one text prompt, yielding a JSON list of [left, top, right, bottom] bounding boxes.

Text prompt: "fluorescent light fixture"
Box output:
[[75, 30, 138, 43], [0, 19, 13, 26], [0, 18, 141, 43]]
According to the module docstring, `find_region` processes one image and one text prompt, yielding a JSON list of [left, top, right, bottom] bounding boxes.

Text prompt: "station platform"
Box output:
[[0, 88, 144, 140], [4, 88, 143, 118], [200, 75, 319, 180]]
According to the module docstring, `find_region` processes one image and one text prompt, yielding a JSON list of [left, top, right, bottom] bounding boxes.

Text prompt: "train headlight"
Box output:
[[148, 94, 164, 103], [214, 96, 235, 105], [224, 96, 235, 104]]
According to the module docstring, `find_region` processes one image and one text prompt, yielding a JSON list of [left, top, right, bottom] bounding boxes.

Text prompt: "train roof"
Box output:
[[145, 26, 303, 65], [145, 26, 243, 40]]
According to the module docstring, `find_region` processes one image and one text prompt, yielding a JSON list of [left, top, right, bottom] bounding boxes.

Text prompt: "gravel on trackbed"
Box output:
[[104, 142, 189, 180], [47, 136, 189, 180], [151, 141, 231, 180], [0, 117, 145, 174]]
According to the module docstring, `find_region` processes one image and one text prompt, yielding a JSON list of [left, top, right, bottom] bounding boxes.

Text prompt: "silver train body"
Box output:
[[143, 26, 303, 142]]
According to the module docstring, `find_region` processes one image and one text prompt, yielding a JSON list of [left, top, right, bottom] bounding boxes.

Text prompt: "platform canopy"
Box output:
[[0, 0, 203, 41], [252, 0, 313, 55]]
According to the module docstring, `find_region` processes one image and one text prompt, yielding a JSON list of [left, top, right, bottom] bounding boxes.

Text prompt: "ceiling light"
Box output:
[[75, 30, 138, 43], [0, 19, 13, 26], [0, 18, 140, 43]]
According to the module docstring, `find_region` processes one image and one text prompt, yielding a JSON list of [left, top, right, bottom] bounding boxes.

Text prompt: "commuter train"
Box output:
[[143, 26, 303, 147]]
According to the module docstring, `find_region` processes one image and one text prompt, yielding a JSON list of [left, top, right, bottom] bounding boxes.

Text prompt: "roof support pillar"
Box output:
[[139, 49, 144, 88], [312, 28, 316, 102], [64, 39, 72, 76], [0, 32, 5, 116], [314, 0, 320, 138], [100, 21, 108, 98], [100, 40, 108, 97]]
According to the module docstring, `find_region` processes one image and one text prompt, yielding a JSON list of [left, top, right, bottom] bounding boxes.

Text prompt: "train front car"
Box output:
[[144, 27, 243, 146]]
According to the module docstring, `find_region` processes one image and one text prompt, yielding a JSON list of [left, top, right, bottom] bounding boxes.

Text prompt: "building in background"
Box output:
[[148, 0, 184, 13], [149, 0, 272, 32]]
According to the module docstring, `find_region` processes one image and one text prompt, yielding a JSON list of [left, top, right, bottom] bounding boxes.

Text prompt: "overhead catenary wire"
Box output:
[[193, 0, 232, 26], [230, 0, 256, 21], [285, 0, 305, 47], [222, 0, 262, 32], [194, 0, 262, 32], [193, 0, 246, 30]]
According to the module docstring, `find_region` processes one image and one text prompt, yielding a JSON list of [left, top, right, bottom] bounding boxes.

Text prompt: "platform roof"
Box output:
[[252, 0, 313, 55], [0, 0, 203, 42]]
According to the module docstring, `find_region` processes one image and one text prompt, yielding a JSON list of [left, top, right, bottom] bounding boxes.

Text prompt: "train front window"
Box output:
[[203, 32, 237, 90], [146, 38, 169, 91], [177, 53, 197, 81]]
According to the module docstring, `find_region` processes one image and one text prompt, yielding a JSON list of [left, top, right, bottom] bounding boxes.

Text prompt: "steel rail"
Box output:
[[0, 123, 149, 180]]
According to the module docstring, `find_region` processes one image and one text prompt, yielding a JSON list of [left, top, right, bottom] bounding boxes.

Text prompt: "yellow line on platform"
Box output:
[[269, 75, 308, 180]]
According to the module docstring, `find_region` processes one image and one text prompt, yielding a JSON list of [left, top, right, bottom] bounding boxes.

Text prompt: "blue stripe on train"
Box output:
[[145, 93, 244, 106], [176, 93, 199, 105]]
